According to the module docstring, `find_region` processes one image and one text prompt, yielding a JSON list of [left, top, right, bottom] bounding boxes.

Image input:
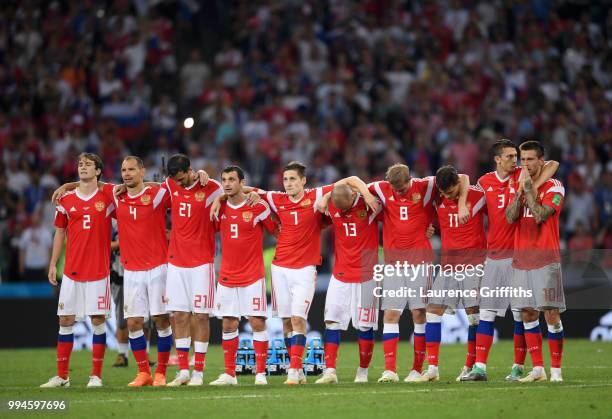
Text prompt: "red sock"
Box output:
[[324, 343, 339, 369], [253, 340, 268, 374], [177, 349, 190, 371], [475, 334, 494, 364], [358, 338, 374, 369], [426, 341, 440, 366], [156, 351, 170, 375], [222, 336, 239, 377], [412, 334, 426, 373], [57, 340, 73, 379], [289, 334, 306, 369], [382, 337, 398, 372], [524, 331, 544, 367], [133, 349, 151, 374], [466, 341, 476, 368], [91, 343, 105, 378], [194, 352, 206, 372], [514, 333, 527, 365], [548, 329, 564, 369]]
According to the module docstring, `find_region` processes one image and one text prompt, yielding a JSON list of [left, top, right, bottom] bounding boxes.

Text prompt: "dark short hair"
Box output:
[[519, 140, 545, 158], [167, 154, 191, 176], [491, 139, 517, 157], [123, 155, 144, 168], [435, 165, 459, 192], [78, 152, 104, 180], [283, 161, 307, 178], [222, 165, 245, 181]]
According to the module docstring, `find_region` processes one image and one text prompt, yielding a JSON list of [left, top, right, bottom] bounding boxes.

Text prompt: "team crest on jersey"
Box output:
[[243, 211, 253, 222], [357, 210, 367, 219], [58, 302, 64, 310], [140, 195, 151, 205], [95, 201, 105, 212], [412, 193, 421, 201], [301, 198, 312, 208], [195, 191, 206, 202]]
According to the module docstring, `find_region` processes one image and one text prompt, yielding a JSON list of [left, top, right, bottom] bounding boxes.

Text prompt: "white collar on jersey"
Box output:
[[494, 170, 510, 183], [75, 187, 98, 201], [127, 186, 150, 199], [227, 199, 247, 210]]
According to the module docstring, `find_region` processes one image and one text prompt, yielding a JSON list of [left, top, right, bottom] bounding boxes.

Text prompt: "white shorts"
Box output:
[[166, 263, 216, 314], [324, 276, 379, 331], [481, 257, 514, 316], [381, 263, 433, 311], [429, 270, 481, 309], [57, 275, 111, 320], [511, 263, 566, 312], [124, 264, 168, 318], [216, 278, 267, 319], [271, 264, 316, 319]]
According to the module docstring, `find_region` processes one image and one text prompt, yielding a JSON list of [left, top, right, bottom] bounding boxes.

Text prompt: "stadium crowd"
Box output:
[[0, 0, 610, 282]]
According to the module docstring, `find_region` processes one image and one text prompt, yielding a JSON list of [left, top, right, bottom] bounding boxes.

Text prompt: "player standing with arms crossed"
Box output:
[[42, 153, 115, 388], [505, 141, 566, 382], [209, 166, 276, 386], [463, 140, 558, 381], [315, 183, 382, 384]]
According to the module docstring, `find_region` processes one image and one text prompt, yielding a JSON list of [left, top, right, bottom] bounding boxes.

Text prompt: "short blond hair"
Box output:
[[386, 164, 410, 190]]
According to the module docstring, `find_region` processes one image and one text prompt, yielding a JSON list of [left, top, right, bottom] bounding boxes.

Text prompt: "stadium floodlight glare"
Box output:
[[183, 117, 194, 129]]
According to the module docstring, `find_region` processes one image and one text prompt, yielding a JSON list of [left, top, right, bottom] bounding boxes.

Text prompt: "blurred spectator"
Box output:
[[18, 210, 52, 282], [180, 49, 211, 104], [0, 0, 609, 281]]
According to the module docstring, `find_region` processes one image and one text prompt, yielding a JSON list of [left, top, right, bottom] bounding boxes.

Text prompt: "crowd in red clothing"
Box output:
[[0, 1, 610, 281]]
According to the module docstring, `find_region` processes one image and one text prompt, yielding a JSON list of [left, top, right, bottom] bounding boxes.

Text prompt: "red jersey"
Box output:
[[512, 179, 564, 270], [55, 184, 115, 281], [260, 185, 334, 268], [436, 186, 487, 267], [164, 177, 223, 267], [328, 194, 381, 283], [218, 200, 275, 287], [369, 178, 436, 264], [112, 185, 170, 271], [477, 168, 522, 259]]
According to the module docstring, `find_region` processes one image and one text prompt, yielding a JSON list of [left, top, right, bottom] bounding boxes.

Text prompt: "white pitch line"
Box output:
[[65, 383, 612, 405]]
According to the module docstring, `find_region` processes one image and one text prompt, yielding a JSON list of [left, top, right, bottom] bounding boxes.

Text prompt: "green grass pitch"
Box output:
[[1, 340, 611, 418]]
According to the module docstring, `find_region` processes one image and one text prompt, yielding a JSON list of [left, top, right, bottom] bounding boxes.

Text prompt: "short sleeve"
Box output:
[[422, 176, 436, 206], [368, 181, 386, 206], [542, 181, 565, 210], [101, 183, 116, 201], [54, 205, 68, 228], [205, 179, 223, 208]]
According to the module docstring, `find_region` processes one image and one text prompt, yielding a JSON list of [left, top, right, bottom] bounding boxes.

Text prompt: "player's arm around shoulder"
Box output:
[[254, 201, 276, 234], [336, 176, 380, 212]]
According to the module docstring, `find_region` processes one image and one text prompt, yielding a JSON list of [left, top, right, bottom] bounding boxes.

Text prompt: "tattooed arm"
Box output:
[[522, 177, 555, 224], [505, 188, 522, 224]]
